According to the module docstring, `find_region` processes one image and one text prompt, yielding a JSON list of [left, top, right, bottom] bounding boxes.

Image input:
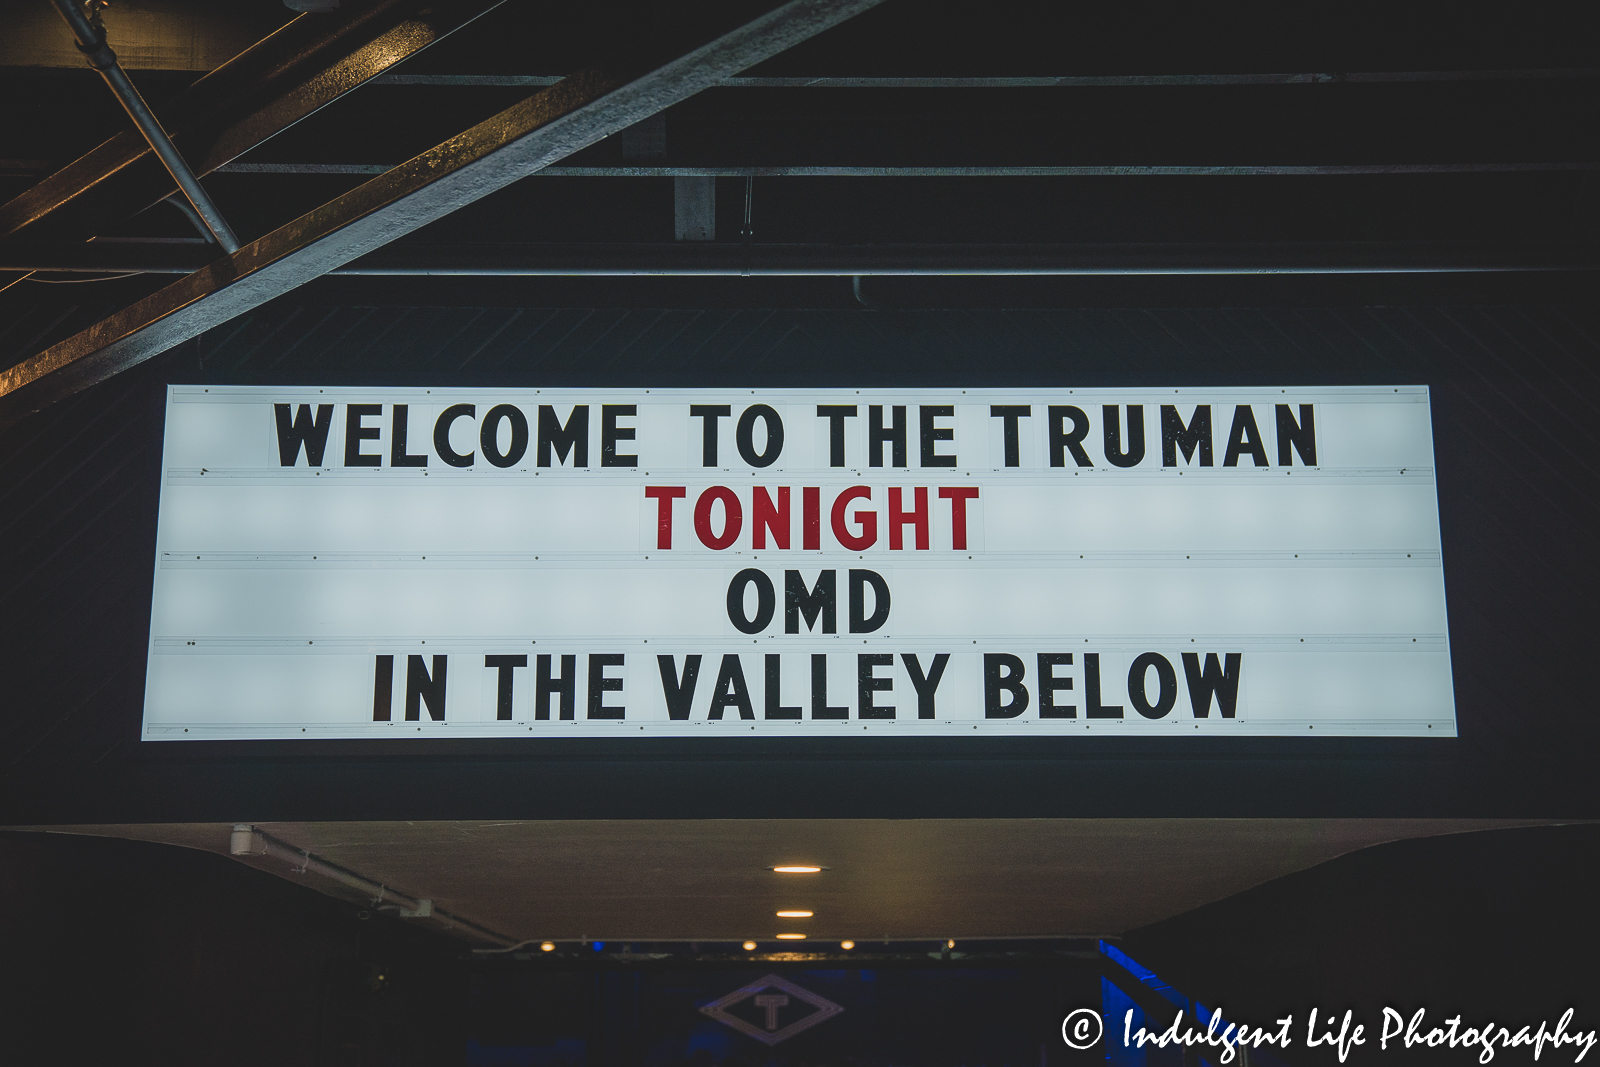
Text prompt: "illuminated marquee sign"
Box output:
[[143, 385, 1454, 740]]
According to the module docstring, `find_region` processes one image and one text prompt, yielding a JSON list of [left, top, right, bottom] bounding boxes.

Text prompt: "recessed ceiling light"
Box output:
[[840, 940, 855, 950], [775, 910, 813, 918], [742, 941, 757, 951], [540, 941, 554, 952], [776, 933, 806, 940], [770, 865, 824, 873]]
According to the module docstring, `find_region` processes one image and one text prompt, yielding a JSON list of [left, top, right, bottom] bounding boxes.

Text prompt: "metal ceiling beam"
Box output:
[[1, 160, 1584, 179], [0, 0, 884, 427], [215, 162, 1600, 177], [376, 67, 1600, 88], [0, 0, 509, 243], [6, 241, 1594, 276]]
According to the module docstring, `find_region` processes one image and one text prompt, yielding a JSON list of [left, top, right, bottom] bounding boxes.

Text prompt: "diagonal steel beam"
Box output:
[[0, 0, 509, 244], [0, 0, 884, 426]]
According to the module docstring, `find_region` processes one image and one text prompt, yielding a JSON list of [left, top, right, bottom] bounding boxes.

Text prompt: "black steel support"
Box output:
[[0, 0, 884, 426], [4, 241, 1594, 276]]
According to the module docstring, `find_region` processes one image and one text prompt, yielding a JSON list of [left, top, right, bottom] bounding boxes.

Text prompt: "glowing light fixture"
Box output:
[[770, 865, 823, 873], [742, 940, 757, 951], [840, 940, 855, 950], [776, 933, 806, 940], [775, 910, 814, 918], [540, 941, 555, 952]]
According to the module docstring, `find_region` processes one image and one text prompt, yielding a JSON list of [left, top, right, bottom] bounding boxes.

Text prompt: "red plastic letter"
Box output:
[[694, 486, 743, 550], [831, 485, 877, 551], [644, 486, 686, 549], [752, 486, 790, 549], [802, 487, 821, 550], [888, 486, 929, 550], [938, 486, 980, 550]]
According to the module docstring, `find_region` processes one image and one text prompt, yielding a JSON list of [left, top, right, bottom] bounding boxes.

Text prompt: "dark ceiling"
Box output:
[[1, 0, 1595, 289]]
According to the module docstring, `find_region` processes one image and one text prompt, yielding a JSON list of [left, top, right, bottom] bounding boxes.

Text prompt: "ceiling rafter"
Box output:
[[0, 0, 886, 427], [0, 0, 511, 244]]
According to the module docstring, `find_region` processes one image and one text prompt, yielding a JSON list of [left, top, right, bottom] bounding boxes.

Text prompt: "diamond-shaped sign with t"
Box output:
[[698, 974, 845, 1046]]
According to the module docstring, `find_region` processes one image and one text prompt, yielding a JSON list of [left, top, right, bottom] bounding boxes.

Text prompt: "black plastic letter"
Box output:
[[736, 405, 784, 468], [901, 653, 950, 719], [785, 570, 837, 634], [535, 655, 577, 720], [344, 404, 382, 467], [989, 405, 1030, 467], [727, 569, 777, 634], [658, 655, 702, 720], [1038, 652, 1076, 717], [983, 653, 1029, 718], [587, 654, 625, 719], [708, 655, 754, 719], [405, 654, 447, 721], [848, 569, 891, 633], [1160, 405, 1213, 467], [1047, 406, 1093, 467], [765, 655, 802, 719], [1128, 652, 1178, 719], [1183, 652, 1242, 718], [485, 654, 527, 720], [1085, 653, 1123, 718], [816, 405, 857, 467], [481, 404, 529, 467], [690, 405, 731, 466], [275, 404, 333, 466], [434, 404, 475, 467], [1103, 405, 1145, 468]]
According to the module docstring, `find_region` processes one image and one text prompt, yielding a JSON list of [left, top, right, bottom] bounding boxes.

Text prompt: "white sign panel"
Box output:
[[143, 385, 1454, 740]]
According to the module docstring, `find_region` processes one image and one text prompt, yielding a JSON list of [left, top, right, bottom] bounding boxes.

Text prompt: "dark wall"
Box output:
[[6, 824, 1590, 1066], [468, 962, 1095, 1067], [0, 830, 467, 1067], [1122, 823, 1600, 1065], [2, 299, 1597, 822]]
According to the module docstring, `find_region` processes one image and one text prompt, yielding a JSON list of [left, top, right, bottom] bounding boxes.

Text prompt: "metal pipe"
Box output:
[[4, 1, 510, 244], [374, 68, 1600, 88], [4, 240, 1594, 276], [215, 161, 1599, 178], [163, 194, 215, 245], [49, 0, 240, 253], [322, 239, 1600, 276], [0, 0, 891, 427], [229, 825, 516, 945]]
